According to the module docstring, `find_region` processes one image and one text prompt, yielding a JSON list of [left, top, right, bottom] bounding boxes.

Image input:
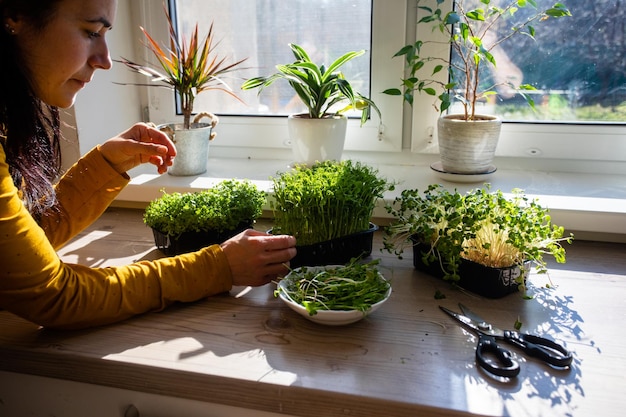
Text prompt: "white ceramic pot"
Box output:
[[159, 112, 218, 176], [287, 114, 348, 166], [437, 114, 502, 174]]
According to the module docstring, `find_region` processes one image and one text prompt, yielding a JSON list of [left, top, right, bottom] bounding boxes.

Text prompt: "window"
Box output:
[[137, 0, 626, 165], [448, 0, 626, 123], [409, 0, 626, 161], [142, 0, 405, 155], [174, 0, 373, 117]]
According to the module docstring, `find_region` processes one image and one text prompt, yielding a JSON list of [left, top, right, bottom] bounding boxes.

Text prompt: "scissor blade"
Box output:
[[457, 303, 504, 337], [458, 303, 487, 323], [440, 305, 502, 336], [439, 306, 477, 329]]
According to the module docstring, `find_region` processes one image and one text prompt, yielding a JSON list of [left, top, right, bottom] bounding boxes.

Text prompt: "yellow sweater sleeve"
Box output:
[[0, 146, 233, 330], [39, 146, 131, 249]]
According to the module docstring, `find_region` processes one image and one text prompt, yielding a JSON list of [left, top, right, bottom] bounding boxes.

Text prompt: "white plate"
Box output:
[[430, 161, 496, 183], [277, 266, 391, 326]]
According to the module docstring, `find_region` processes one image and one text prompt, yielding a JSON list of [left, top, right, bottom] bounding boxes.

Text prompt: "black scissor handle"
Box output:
[[476, 335, 520, 378], [504, 331, 573, 368]]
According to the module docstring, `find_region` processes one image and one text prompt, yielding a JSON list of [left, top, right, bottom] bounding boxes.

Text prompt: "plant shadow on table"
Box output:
[[462, 281, 588, 415]]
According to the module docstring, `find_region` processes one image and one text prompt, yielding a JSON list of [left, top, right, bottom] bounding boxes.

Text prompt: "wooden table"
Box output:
[[1, 208, 625, 417]]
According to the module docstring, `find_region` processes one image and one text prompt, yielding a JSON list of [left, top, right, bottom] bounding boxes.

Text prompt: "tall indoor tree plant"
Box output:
[[241, 43, 382, 165], [118, 4, 247, 176], [384, 0, 571, 174]]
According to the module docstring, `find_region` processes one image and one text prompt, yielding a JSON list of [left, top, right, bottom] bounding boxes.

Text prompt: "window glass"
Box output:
[[173, 0, 373, 117], [149, 0, 623, 162], [449, 0, 626, 123], [152, 0, 404, 154]]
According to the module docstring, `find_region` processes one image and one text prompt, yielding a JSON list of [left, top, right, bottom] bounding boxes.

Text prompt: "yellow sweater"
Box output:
[[0, 145, 232, 329]]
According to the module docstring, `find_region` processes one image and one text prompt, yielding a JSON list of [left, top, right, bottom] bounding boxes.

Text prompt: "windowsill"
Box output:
[[114, 151, 626, 243]]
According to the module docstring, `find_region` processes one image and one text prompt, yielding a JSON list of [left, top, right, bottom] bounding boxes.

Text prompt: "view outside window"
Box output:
[[173, 0, 372, 117], [450, 0, 626, 123], [173, 0, 625, 124]]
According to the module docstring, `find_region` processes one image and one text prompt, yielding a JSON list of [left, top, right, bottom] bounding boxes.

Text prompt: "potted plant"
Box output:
[[144, 179, 266, 255], [383, 0, 571, 174], [270, 160, 394, 267], [117, 5, 247, 176], [383, 184, 573, 298], [241, 43, 382, 165]]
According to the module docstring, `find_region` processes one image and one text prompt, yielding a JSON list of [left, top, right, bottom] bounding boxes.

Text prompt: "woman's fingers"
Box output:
[[99, 123, 177, 174], [221, 230, 297, 287]]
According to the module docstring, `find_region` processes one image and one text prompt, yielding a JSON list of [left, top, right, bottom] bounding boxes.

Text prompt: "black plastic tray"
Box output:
[[287, 223, 378, 268], [152, 222, 251, 256], [411, 240, 527, 298]]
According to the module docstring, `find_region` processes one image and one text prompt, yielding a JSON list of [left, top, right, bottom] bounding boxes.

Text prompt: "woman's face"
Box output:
[[9, 0, 117, 108]]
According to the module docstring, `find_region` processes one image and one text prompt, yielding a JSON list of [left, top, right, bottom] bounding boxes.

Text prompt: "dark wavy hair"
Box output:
[[0, 0, 64, 219]]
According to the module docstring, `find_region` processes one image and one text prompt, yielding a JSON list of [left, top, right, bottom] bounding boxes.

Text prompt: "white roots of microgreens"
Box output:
[[461, 222, 522, 268]]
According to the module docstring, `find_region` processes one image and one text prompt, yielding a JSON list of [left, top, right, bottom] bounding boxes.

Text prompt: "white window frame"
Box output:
[[408, 0, 626, 166], [135, 0, 406, 159], [133, 0, 626, 170]]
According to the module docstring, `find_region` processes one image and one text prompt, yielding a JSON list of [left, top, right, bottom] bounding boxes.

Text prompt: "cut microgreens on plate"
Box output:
[[275, 260, 390, 316]]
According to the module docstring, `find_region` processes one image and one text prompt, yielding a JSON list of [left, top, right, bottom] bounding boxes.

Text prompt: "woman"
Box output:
[[0, 0, 297, 329]]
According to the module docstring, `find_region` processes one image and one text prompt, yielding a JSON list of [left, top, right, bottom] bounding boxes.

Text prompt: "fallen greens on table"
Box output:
[[275, 260, 390, 315]]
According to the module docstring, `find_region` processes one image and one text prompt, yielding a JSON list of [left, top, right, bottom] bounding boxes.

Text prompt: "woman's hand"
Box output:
[[99, 123, 176, 174], [220, 229, 297, 287]]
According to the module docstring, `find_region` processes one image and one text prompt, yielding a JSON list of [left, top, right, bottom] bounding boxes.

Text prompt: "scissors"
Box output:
[[439, 303, 573, 378]]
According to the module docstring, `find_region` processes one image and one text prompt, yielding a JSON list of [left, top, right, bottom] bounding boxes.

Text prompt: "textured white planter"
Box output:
[[437, 114, 502, 174], [288, 114, 347, 166], [159, 112, 218, 176]]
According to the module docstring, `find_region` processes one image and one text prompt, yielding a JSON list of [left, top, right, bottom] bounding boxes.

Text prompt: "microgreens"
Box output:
[[271, 160, 394, 246], [275, 259, 390, 315], [383, 184, 573, 284], [143, 179, 265, 238]]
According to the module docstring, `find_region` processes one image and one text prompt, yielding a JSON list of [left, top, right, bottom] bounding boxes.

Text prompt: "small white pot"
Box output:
[[437, 114, 502, 174], [287, 114, 348, 166]]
